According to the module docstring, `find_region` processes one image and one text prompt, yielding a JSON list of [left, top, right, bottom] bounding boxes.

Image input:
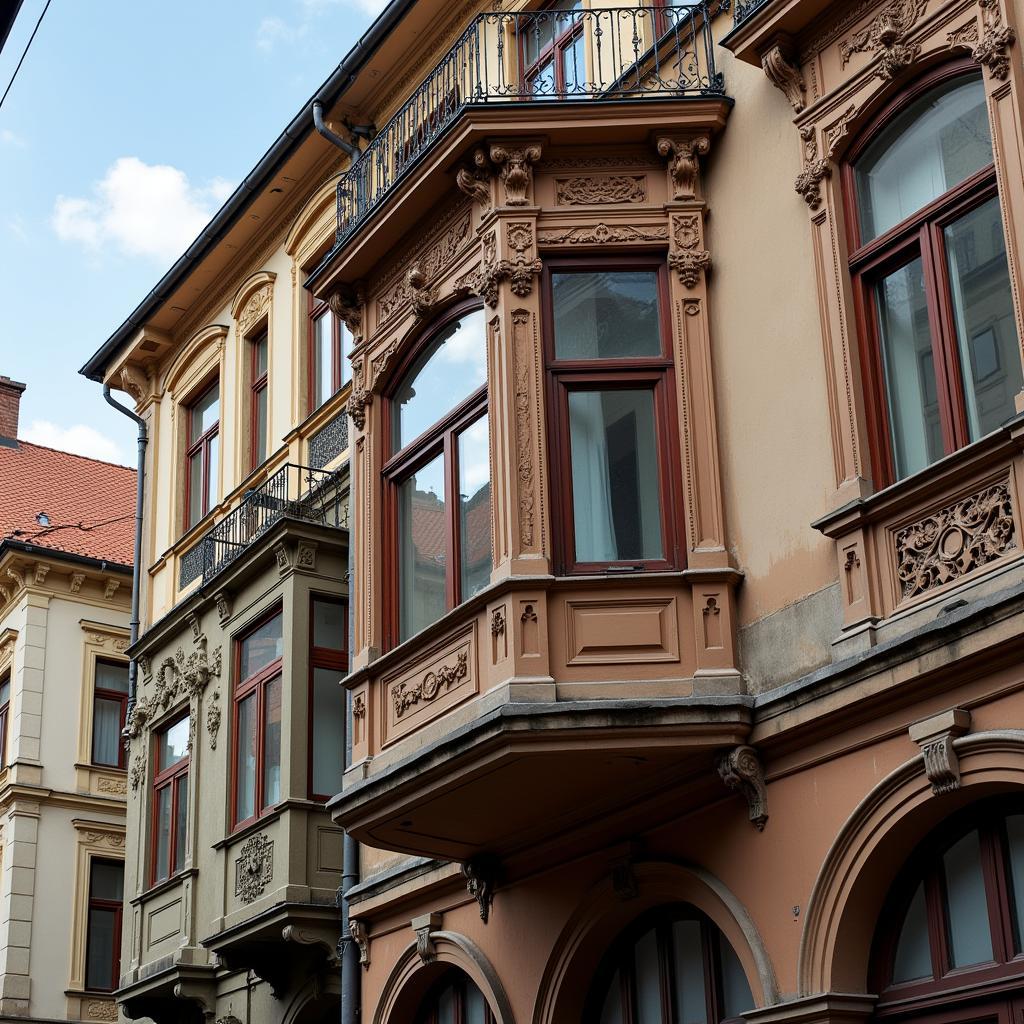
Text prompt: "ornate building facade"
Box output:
[[84, 0, 1024, 1021]]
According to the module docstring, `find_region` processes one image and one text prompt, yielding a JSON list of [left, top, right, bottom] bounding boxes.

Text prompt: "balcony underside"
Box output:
[[722, 0, 834, 65], [330, 698, 750, 862], [309, 96, 731, 292]]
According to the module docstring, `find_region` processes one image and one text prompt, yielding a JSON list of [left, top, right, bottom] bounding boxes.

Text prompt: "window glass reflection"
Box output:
[[398, 453, 448, 641]]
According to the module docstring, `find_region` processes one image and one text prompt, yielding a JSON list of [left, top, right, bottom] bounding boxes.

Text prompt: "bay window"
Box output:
[[309, 596, 346, 800], [185, 380, 219, 530], [250, 330, 269, 470], [92, 659, 128, 769], [846, 65, 1021, 486], [545, 260, 683, 574], [85, 858, 123, 992], [385, 305, 490, 645], [233, 609, 283, 828], [151, 715, 189, 884], [309, 293, 351, 413]]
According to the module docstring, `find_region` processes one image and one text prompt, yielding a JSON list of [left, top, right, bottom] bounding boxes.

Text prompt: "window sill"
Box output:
[[131, 866, 197, 906], [213, 805, 283, 850]]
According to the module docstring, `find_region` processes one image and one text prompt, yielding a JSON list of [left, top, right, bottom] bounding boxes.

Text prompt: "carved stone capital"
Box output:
[[909, 708, 971, 795], [761, 35, 805, 113], [716, 745, 769, 830], [974, 0, 1016, 79], [462, 856, 498, 924], [412, 912, 443, 963], [656, 135, 711, 201], [489, 142, 542, 206]]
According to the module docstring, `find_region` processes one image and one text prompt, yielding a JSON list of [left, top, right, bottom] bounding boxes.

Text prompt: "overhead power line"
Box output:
[[0, 0, 52, 113]]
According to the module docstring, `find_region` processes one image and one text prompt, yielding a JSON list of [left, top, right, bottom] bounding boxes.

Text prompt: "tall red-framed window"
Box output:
[[414, 970, 497, 1024], [250, 329, 269, 470], [92, 659, 129, 769], [309, 595, 347, 801], [184, 379, 220, 530], [151, 715, 189, 885], [870, 798, 1024, 1022], [844, 62, 1020, 487], [0, 670, 10, 770], [543, 257, 685, 575], [308, 293, 351, 414], [520, 0, 585, 96], [84, 858, 124, 992], [383, 302, 491, 647], [232, 608, 284, 829]]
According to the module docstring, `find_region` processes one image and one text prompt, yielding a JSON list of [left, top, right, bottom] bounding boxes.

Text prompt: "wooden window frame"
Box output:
[[519, 0, 585, 95], [414, 969, 498, 1024], [150, 715, 189, 887], [871, 798, 1024, 1018], [0, 669, 10, 770], [183, 376, 220, 531], [231, 607, 284, 831], [249, 329, 269, 472], [542, 256, 685, 576], [307, 292, 346, 415], [84, 857, 123, 993], [308, 594, 347, 802], [843, 61, 1006, 489], [92, 658, 128, 770], [382, 299, 489, 650]]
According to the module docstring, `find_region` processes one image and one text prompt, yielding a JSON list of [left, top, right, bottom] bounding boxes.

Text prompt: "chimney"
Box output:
[[0, 377, 26, 443]]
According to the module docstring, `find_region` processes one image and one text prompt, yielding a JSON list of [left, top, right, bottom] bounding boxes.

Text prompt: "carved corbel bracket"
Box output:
[[462, 856, 499, 924], [346, 360, 372, 431], [171, 974, 218, 1020], [909, 708, 972, 795], [328, 283, 365, 345], [119, 362, 151, 405], [349, 918, 370, 968], [761, 35, 806, 113], [456, 146, 495, 210], [656, 134, 711, 201], [214, 591, 232, 626], [794, 125, 830, 209], [412, 912, 443, 963], [406, 261, 439, 320], [489, 142, 542, 207], [609, 841, 643, 901], [716, 745, 769, 830]]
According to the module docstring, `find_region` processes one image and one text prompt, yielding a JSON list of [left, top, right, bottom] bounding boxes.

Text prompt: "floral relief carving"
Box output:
[[973, 0, 1016, 79], [538, 223, 668, 245], [458, 224, 541, 306], [237, 284, 273, 337], [489, 143, 542, 206], [512, 310, 537, 549], [85, 1000, 117, 1022], [206, 690, 222, 750], [235, 833, 274, 904], [794, 126, 830, 209], [824, 105, 859, 159], [839, 0, 928, 79], [96, 775, 127, 796], [129, 753, 145, 793], [948, 17, 981, 49], [352, 693, 367, 719], [393, 651, 468, 718], [669, 214, 711, 288], [895, 480, 1016, 599], [554, 175, 647, 205]]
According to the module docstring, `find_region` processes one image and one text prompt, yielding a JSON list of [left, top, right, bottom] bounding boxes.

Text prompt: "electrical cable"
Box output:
[[0, 0, 52, 112]]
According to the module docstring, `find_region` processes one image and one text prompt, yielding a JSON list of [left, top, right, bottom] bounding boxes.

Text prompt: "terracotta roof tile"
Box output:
[[0, 441, 136, 566]]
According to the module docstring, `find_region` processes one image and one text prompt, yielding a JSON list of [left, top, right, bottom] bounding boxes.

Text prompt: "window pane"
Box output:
[[672, 919, 708, 1024], [241, 612, 284, 678], [312, 667, 345, 797], [552, 271, 661, 360], [875, 257, 943, 479], [560, 31, 586, 93], [945, 196, 1022, 441], [188, 449, 203, 527], [173, 773, 188, 869], [568, 389, 663, 562], [599, 970, 624, 1024], [262, 675, 282, 808], [314, 310, 333, 408], [892, 879, 932, 983], [207, 433, 219, 512], [944, 829, 993, 967], [254, 384, 268, 466], [154, 785, 171, 882], [158, 718, 189, 772], [236, 693, 257, 821], [633, 926, 663, 1024], [720, 937, 754, 1019], [0, 677, 9, 707], [856, 75, 992, 241], [92, 697, 122, 767], [254, 333, 268, 377], [458, 414, 492, 601], [313, 598, 345, 651], [392, 310, 486, 453], [1006, 814, 1024, 952], [398, 452, 448, 641], [529, 56, 556, 96], [190, 383, 219, 438], [91, 859, 124, 901], [96, 661, 129, 694], [86, 906, 117, 990], [465, 983, 489, 1024], [340, 321, 352, 386], [437, 979, 457, 1024]]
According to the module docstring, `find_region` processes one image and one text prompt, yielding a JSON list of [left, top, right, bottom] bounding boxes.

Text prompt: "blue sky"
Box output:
[[0, 0, 384, 465]]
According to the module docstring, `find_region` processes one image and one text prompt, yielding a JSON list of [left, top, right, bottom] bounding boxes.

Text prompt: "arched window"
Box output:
[[385, 305, 490, 645], [845, 64, 1021, 485], [415, 969, 496, 1024], [871, 800, 1024, 1017], [587, 905, 754, 1024]]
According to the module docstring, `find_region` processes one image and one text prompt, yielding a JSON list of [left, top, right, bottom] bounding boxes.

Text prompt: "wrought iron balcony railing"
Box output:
[[335, 3, 723, 246], [179, 464, 346, 589], [731, 0, 773, 25]]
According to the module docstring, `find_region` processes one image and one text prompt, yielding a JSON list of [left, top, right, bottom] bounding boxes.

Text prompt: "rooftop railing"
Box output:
[[334, 3, 723, 246]]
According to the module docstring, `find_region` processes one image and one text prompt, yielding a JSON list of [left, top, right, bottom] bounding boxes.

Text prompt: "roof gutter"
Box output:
[[0, 539, 133, 575], [78, 0, 418, 383]]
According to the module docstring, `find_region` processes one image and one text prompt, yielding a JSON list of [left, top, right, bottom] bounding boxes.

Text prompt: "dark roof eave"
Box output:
[[78, 0, 418, 383], [0, 538, 133, 574]]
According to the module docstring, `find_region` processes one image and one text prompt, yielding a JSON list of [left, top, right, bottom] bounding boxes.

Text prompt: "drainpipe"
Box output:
[[340, 512, 360, 1023], [103, 385, 146, 714], [313, 101, 361, 160]]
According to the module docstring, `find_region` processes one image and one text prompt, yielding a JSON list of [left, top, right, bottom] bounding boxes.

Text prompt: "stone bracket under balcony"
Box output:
[[119, 959, 217, 1024], [330, 697, 752, 862], [722, 0, 835, 66]]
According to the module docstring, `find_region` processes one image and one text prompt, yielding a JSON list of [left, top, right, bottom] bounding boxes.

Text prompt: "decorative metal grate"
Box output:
[[334, 3, 722, 247], [308, 412, 349, 470], [732, 0, 773, 25], [178, 463, 345, 590]]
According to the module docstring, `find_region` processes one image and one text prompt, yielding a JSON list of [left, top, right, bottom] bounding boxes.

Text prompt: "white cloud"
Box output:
[[1, 129, 27, 148], [256, 16, 304, 51], [51, 157, 234, 263], [21, 420, 130, 466], [258, 0, 387, 51]]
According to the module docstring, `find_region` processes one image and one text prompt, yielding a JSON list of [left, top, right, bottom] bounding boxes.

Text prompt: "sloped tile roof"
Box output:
[[0, 441, 135, 566]]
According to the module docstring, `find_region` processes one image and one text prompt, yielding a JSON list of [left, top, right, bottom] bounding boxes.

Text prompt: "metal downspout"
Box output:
[[102, 385, 146, 713]]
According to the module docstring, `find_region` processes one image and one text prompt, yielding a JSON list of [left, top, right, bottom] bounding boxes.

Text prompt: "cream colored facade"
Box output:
[[0, 547, 131, 1023]]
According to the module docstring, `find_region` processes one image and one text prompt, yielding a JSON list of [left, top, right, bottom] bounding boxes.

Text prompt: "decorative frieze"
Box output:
[[538, 223, 668, 245], [894, 480, 1016, 600], [393, 651, 468, 718], [839, 0, 928, 80], [716, 745, 769, 830], [554, 174, 647, 205], [235, 833, 274, 904]]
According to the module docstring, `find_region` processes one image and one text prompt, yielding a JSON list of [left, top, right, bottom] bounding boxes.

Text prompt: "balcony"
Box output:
[[328, 4, 723, 251], [179, 463, 346, 589]]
